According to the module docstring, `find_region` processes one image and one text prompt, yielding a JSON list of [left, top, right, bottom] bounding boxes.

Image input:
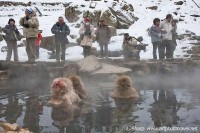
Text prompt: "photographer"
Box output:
[[79, 18, 95, 57], [122, 33, 140, 60], [19, 8, 39, 63]]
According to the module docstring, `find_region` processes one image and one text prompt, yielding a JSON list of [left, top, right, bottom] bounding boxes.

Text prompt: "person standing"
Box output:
[[35, 30, 42, 59], [150, 18, 162, 59], [2, 18, 19, 62], [19, 8, 39, 63], [51, 16, 70, 62], [160, 14, 173, 59], [171, 19, 177, 57], [95, 19, 111, 58], [79, 18, 95, 57]]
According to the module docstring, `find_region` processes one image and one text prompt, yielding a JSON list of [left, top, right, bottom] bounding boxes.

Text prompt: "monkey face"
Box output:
[[51, 79, 70, 96]]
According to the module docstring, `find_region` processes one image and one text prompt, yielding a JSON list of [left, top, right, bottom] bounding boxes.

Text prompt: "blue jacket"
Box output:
[[51, 22, 70, 44], [150, 25, 162, 43]]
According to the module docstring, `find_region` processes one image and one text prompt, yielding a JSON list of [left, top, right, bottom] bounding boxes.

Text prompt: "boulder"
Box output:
[[40, 35, 55, 51], [174, 1, 184, 5], [83, 10, 101, 27], [77, 55, 102, 73], [65, 6, 81, 23], [80, 2, 137, 29], [146, 6, 158, 10], [121, 4, 134, 12], [91, 63, 132, 75]]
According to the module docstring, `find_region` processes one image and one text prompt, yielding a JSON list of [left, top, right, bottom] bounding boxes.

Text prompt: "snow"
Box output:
[[0, 0, 200, 62]]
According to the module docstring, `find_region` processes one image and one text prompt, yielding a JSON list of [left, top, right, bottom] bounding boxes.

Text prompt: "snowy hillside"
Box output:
[[0, 0, 199, 61]]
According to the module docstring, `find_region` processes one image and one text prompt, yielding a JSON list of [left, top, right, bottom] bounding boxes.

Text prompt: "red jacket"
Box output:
[[35, 33, 42, 46]]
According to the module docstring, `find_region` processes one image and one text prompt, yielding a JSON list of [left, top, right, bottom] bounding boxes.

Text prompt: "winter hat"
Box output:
[[84, 18, 90, 23], [25, 8, 33, 14], [8, 18, 15, 24]]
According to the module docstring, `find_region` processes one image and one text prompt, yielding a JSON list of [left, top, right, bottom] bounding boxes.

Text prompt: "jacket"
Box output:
[[160, 19, 173, 40], [150, 25, 162, 43], [122, 37, 138, 51], [19, 10, 39, 38], [2, 25, 19, 41], [95, 25, 111, 45], [51, 22, 70, 44], [35, 32, 42, 46], [79, 24, 95, 47]]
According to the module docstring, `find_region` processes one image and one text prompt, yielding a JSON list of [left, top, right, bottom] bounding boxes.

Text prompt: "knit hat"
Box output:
[[25, 8, 33, 14], [84, 18, 90, 23], [8, 18, 15, 24]]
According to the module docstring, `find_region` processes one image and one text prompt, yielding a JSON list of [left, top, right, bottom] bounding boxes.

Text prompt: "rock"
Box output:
[[121, 4, 134, 11], [0, 70, 8, 80], [69, 35, 77, 39], [108, 7, 137, 29], [146, 6, 158, 10], [100, 9, 118, 28], [83, 10, 102, 28], [189, 46, 200, 54], [77, 55, 102, 73], [177, 34, 186, 40], [190, 14, 200, 17], [75, 23, 81, 28], [89, 2, 97, 8], [91, 63, 132, 75], [175, 1, 184, 5], [192, 36, 200, 41], [65, 6, 81, 23], [40, 35, 55, 51], [190, 54, 200, 60], [1, 46, 7, 52], [183, 54, 190, 57], [179, 18, 184, 21]]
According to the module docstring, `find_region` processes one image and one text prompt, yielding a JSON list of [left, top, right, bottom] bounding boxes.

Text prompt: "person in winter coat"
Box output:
[[2, 18, 20, 61], [51, 16, 70, 62], [171, 19, 177, 56], [95, 19, 111, 58], [150, 18, 162, 59], [35, 30, 42, 59], [122, 33, 140, 59], [79, 18, 95, 57], [19, 8, 39, 63], [160, 14, 173, 59]]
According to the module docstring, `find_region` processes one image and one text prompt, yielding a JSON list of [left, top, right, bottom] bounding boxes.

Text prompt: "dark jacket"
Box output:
[[2, 25, 19, 41], [95, 24, 110, 45], [51, 22, 70, 44], [150, 25, 162, 43]]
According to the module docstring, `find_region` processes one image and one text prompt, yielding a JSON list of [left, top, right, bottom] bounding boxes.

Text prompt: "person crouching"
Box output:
[[122, 33, 140, 60]]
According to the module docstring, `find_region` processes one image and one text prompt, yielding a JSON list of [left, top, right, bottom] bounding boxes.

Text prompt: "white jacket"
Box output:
[[160, 19, 173, 40]]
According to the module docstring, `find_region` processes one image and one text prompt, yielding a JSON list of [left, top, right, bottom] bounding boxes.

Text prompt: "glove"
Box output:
[[25, 16, 29, 21], [23, 24, 29, 28]]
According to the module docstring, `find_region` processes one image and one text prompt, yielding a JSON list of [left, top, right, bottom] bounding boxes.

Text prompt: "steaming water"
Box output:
[[0, 76, 200, 133]]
